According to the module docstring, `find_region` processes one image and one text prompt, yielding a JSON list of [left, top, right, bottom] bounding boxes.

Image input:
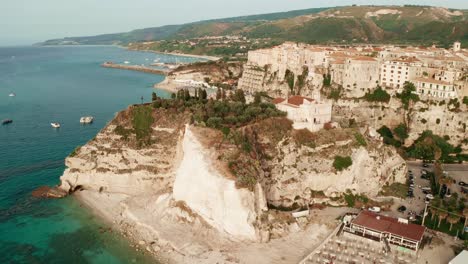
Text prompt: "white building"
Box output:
[[415, 77, 457, 99], [273, 95, 332, 132], [453, 41, 461, 52], [379, 57, 423, 89]]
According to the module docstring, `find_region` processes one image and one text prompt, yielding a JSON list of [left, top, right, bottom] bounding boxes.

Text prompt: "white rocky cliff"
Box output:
[[173, 125, 263, 240]]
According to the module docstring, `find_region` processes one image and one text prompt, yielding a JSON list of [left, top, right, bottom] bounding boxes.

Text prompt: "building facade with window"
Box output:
[[415, 77, 457, 99]]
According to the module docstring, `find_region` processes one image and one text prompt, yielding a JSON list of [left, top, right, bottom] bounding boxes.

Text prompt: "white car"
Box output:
[[426, 194, 434, 200], [368, 207, 381, 213]]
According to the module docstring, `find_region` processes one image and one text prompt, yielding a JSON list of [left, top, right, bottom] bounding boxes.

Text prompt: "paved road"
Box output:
[[441, 164, 468, 171]]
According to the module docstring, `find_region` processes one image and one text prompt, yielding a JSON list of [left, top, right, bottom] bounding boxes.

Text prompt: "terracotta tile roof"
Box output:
[[392, 57, 421, 63], [272, 98, 286, 104], [352, 211, 426, 242], [351, 56, 377, 62], [273, 96, 314, 106], [414, 77, 452, 85], [287, 95, 314, 106]]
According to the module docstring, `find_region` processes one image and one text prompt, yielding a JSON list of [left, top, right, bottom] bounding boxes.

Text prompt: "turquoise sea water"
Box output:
[[0, 46, 201, 263]]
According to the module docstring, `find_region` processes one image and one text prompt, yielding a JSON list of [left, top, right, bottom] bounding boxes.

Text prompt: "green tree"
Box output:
[[394, 123, 409, 140], [333, 156, 353, 171], [285, 69, 295, 91], [184, 89, 191, 101], [151, 92, 158, 101], [463, 96, 468, 106], [253, 92, 262, 104], [200, 89, 208, 100], [171, 93, 176, 99], [364, 86, 391, 103], [232, 89, 246, 104], [323, 74, 331, 87], [216, 88, 222, 100], [397, 82, 419, 110]]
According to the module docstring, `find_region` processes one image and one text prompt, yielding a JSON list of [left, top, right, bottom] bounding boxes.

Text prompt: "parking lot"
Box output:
[[387, 161, 468, 222]]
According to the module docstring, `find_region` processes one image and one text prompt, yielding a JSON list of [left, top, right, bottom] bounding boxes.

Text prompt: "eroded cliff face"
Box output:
[[333, 98, 467, 147], [59, 106, 266, 242], [243, 120, 407, 209], [173, 125, 265, 240], [266, 141, 406, 208], [60, 106, 189, 196]]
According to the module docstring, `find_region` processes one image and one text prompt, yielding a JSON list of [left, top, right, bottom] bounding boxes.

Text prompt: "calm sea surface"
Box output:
[[0, 46, 201, 263]]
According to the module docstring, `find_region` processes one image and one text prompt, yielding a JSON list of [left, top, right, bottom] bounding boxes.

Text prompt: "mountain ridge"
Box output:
[[40, 5, 468, 47]]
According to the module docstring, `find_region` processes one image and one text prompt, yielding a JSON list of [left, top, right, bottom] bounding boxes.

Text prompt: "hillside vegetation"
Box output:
[[41, 5, 468, 47]]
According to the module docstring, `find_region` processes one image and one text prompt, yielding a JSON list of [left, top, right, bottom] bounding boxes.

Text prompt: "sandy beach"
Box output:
[[73, 190, 339, 264]]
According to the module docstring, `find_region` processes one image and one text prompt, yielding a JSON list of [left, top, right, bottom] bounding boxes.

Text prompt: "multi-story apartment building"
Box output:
[[415, 78, 457, 99], [379, 57, 423, 89]]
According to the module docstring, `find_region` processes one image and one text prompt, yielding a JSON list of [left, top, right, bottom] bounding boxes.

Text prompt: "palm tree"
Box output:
[[437, 177, 452, 195], [447, 214, 460, 231], [438, 212, 448, 228]]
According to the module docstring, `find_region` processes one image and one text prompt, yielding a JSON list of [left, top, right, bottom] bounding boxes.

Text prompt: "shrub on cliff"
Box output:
[[132, 105, 154, 147], [354, 132, 367, 146], [333, 156, 352, 171], [463, 96, 468, 106], [377, 125, 401, 147], [394, 123, 409, 141], [406, 130, 456, 162], [363, 86, 390, 103]]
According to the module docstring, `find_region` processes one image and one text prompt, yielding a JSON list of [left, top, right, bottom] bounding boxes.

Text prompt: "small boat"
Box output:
[[124, 61, 130, 64], [80, 116, 94, 124], [9, 93, 16, 97], [2, 119, 13, 125], [51, 122, 61, 128]]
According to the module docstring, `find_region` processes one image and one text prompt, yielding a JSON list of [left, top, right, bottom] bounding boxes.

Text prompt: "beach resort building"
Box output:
[[273, 95, 332, 132], [343, 211, 426, 251]]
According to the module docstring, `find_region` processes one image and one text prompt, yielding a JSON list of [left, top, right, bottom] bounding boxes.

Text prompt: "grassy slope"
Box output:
[[41, 6, 468, 47]]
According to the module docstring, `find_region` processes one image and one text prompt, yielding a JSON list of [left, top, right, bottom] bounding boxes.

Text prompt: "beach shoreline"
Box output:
[[70, 189, 340, 264], [73, 190, 173, 264]]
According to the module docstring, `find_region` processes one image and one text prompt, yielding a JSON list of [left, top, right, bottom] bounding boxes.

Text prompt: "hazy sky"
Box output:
[[0, 0, 467, 45]]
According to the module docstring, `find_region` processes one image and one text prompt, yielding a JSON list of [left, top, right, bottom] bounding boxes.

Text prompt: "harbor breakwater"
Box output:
[[102, 62, 171, 76]]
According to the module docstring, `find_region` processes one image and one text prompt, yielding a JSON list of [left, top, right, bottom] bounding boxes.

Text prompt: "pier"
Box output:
[[101, 62, 171, 76]]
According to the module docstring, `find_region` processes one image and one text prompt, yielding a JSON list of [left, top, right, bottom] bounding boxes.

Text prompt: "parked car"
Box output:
[[398, 206, 407, 212], [459, 181, 466, 186], [423, 163, 429, 168], [461, 187, 468, 194], [426, 194, 434, 200], [368, 207, 381, 213]]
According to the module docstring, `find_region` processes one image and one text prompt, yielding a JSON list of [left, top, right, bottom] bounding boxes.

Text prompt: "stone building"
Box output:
[[342, 56, 380, 96]]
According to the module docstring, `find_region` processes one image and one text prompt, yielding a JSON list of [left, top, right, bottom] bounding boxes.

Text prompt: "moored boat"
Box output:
[[2, 119, 13, 125], [9, 93, 16, 97], [51, 122, 61, 128], [80, 116, 94, 124]]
